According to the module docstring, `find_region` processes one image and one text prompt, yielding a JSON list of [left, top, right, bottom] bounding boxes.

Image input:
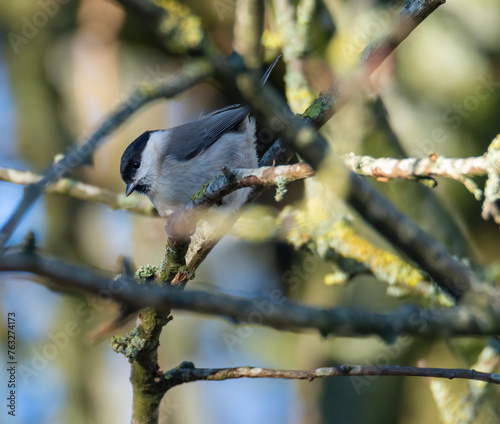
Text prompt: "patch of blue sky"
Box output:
[[0, 38, 63, 422]]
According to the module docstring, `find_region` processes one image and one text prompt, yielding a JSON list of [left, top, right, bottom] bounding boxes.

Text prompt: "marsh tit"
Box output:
[[120, 56, 280, 216]]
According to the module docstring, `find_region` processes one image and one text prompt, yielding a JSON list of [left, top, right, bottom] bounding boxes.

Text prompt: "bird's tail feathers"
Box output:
[[260, 54, 281, 86]]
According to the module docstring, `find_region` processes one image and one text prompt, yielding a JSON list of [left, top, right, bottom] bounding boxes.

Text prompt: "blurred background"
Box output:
[[1, 0, 500, 423]]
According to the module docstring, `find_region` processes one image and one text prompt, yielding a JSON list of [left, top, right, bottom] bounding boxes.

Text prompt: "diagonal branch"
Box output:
[[347, 173, 474, 299], [0, 59, 213, 250], [302, 0, 446, 127]]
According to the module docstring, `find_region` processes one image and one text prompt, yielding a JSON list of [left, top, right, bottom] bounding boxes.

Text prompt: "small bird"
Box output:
[[120, 56, 280, 216]]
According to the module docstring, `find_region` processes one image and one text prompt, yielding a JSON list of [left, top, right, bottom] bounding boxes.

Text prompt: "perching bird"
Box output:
[[120, 56, 280, 216]]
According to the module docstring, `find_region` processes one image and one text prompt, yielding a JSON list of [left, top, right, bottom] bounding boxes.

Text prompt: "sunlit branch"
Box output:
[[0, 167, 158, 216], [162, 362, 500, 392]]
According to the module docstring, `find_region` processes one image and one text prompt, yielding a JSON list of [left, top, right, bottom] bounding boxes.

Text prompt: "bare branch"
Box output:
[[279, 213, 455, 307], [162, 362, 500, 392], [233, 0, 265, 68], [427, 343, 500, 423], [343, 153, 485, 189], [166, 163, 314, 242], [482, 135, 500, 225], [0, 167, 158, 216], [1, 252, 500, 339], [302, 0, 446, 127], [347, 173, 476, 300], [343, 151, 487, 201], [273, 0, 316, 112], [343, 134, 500, 213]]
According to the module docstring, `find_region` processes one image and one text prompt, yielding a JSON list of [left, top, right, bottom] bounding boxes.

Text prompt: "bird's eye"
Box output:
[[133, 161, 140, 169]]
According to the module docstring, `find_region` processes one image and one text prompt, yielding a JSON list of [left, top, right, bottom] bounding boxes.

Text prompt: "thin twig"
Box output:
[[162, 362, 500, 392], [198, 163, 315, 201], [0, 167, 158, 216]]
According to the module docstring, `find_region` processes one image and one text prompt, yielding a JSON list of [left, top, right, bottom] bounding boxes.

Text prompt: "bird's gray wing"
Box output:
[[165, 104, 250, 161], [163, 56, 280, 161]]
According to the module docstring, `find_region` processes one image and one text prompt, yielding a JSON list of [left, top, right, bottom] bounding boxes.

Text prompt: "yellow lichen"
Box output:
[[262, 30, 281, 50], [152, 0, 204, 52], [279, 204, 454, 307]]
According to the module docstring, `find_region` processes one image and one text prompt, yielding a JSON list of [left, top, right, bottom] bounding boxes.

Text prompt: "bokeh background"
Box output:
[[1, 0, 500, 423]]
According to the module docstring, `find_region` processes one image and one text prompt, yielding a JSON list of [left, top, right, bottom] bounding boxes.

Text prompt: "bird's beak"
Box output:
[[125, 182, 136, 197]]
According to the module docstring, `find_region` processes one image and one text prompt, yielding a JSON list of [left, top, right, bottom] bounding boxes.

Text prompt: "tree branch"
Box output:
[[0, 59, 213, 250], [233, 0, 265, 69], [302, 0, 446, 127], [274, 0, 316, 112], [161, 362, 500, 392], [344, 134, 500, 215], [347, 173, 476, 300], [1, 251, 500, 339], [0, 167, 158, 216], [165, 163, 314, 242], [278, 213, 455, 307], [344, 153, 485, 195]]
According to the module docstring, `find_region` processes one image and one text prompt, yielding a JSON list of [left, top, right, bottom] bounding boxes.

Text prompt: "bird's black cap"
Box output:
[[120, 131, 151, 183]]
